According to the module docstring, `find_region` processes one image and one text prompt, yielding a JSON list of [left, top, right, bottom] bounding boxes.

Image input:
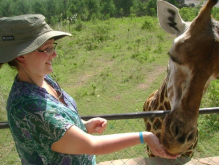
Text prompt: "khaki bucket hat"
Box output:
[[0, 14, 71, 63]]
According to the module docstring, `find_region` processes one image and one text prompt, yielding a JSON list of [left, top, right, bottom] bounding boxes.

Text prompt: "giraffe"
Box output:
[[143, 0, 219, 157]]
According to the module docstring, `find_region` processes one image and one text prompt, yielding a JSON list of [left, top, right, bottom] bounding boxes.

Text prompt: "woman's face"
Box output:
[[21, 39, 57, 77]]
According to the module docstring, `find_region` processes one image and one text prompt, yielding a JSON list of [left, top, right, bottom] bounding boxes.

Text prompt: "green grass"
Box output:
[[0, 129, 20, 165], [52, 16, 171, 116], [0, 16, 218, 164]]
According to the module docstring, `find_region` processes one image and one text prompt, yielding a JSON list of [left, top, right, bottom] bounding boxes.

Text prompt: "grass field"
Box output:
[[0, 16, 218, 164]]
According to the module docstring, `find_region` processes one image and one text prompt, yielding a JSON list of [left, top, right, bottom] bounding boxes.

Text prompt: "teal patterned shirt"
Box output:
[[7, 75, 96, 165]]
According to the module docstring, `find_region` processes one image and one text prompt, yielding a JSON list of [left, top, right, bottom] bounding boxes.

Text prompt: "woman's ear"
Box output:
[[16, 56, 25, 63]]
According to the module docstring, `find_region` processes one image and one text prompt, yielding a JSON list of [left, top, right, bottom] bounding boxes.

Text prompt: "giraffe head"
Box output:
[[157, 0, 219, 155]]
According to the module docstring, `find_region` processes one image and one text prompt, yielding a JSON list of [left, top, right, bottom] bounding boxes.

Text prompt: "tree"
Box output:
[[0, 0, 13, 17], [100, 0, 116, 18], [145, 0, 157, 16], [12, 0, 31, 15], [113, 0, 134, 16], [86, 0, 101, 19], [32, 0, 47, 17], [68, 0, 89, 21], [44, 0, 59, 24], [119, 8, 124, 19], [166, 0, 179, 7]]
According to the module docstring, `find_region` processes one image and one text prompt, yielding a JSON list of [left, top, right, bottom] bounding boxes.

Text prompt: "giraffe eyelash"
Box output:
[[168, 52, 182, 65]]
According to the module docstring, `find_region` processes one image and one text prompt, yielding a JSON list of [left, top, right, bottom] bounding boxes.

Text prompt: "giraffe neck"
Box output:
[[145, 76, 171, 112], [143, 76, 197, 158], [143, 76, 171, 140]]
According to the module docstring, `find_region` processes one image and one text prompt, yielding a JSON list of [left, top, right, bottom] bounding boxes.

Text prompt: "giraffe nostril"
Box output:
[[174, 125, 179, 136], [187, 132, 194, 141]]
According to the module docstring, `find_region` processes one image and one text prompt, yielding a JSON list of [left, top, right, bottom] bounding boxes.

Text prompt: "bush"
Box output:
[[75, 20, 83, 31], [141, 17, 155, 31]]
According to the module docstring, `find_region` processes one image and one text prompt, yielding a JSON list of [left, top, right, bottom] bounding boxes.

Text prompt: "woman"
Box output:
[[0, 14, 178, 164]]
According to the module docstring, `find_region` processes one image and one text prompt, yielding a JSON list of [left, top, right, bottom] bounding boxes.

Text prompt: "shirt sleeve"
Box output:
[[13, 96, 84, 154]]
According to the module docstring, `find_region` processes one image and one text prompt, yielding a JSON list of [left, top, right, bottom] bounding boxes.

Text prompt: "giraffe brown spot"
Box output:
[[153, 118, 162, 130], [164, 101, 171, 110], [150, 118, 155, 123], [156, 132, 161, 139], [147, 123, 151, 131], [147, 145, 156, 157], [159, 105, 164, 110]]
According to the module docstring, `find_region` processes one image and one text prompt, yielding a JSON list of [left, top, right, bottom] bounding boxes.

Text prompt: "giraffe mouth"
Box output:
[[164, 147, 182, 156]]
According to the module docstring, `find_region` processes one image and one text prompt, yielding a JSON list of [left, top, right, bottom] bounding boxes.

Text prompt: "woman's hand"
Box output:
[[144, 132, 180, 159], [82, 117, 107, 134]]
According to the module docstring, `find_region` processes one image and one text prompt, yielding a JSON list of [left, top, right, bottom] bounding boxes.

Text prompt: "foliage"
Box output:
[[144, 0, 157, 16], [5, 0, 215, 25], [201, 79, 219, 108], [0, 0, 181, 23], [165, 0, 179, 7], [212, 7, 219, 20], [141, 17, 155, 30], [179, 6, 200, 21]]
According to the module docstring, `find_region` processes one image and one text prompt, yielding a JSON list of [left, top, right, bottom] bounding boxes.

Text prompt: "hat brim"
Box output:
[[0, 30, 71, 63]]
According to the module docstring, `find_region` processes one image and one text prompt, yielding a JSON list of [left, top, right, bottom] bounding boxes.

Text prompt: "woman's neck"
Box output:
[[17, 70, 45, 87], [18, 69, 65, 103]]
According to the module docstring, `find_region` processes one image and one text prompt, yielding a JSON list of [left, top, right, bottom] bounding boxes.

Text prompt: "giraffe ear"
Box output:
[[157, 0, 189, 36]]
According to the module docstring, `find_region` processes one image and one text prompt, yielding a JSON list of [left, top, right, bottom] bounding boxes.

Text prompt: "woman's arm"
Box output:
[[51, 125, 178, 159]]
